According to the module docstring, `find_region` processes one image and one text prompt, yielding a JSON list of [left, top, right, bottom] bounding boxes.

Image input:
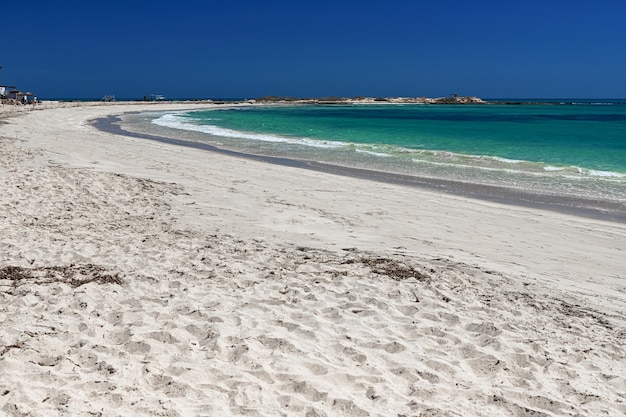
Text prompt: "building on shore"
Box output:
[[0, 85, 16, 100], [1, 88, 36, 104], [0, 66, 37, 104]]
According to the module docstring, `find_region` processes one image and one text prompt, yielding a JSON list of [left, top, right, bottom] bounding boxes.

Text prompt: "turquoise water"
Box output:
[[184, 104, 626, 173], [134, 102, 626, 206]]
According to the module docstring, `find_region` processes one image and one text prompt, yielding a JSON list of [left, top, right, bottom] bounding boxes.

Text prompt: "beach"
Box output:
[[1, 102, 625, 416]]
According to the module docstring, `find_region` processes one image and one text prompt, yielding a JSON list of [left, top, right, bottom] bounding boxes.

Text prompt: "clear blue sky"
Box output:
[[2, 0, 625, 99]]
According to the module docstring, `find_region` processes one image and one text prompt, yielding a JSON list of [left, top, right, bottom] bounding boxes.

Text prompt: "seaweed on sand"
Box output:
[[0, 264, 123, 290], [342, 257, 430, 282]]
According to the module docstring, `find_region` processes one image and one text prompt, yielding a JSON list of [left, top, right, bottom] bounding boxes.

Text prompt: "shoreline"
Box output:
[[94, 113, 626, 224], [2, 102, 625, 416]]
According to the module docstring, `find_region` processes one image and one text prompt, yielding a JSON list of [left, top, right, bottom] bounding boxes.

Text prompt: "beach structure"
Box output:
[[0, 67, 37, 104], [5, 89, 35, 104], [0, 85, 16, 100]]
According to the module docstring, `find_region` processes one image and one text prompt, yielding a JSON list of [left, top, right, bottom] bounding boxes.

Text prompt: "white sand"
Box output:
[[1, 102, 625, 417]]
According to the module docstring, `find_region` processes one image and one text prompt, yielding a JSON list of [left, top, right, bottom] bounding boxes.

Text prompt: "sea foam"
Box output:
[[153, 113, 346, 149]]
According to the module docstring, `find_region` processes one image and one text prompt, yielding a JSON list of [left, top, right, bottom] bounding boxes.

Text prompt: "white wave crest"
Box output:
[[355, 148, 392, 157], [490, 156, 524, 164], [152, 113, 346, 149], [542, 165, 625, 178], [543, 165, 566, 171], [587, 169, 626, 178]]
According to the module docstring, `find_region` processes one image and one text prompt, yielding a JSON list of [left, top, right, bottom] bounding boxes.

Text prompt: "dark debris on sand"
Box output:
[[342, 257, 430, 282], [0, 264, 123, 291]]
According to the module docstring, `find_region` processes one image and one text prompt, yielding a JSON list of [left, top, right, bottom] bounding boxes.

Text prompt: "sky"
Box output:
[[2, 0, 626, 99]]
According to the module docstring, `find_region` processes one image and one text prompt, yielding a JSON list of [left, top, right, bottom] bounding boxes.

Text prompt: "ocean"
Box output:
[[117, 100, 626, 219]]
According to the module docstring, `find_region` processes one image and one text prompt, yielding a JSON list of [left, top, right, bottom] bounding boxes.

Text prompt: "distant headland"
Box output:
[[249, 95, 485, 105]]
